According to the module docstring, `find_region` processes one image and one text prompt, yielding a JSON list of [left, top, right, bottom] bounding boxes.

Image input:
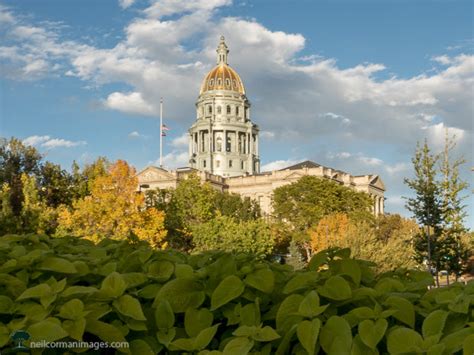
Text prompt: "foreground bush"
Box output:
[[0, 234, 472, 354]]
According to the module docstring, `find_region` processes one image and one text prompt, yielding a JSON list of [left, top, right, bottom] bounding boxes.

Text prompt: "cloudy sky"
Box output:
[[0, 0, 472, 227]]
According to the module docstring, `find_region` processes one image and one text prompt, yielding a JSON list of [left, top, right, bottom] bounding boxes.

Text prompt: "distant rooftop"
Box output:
[[280, 160, 321, 171]]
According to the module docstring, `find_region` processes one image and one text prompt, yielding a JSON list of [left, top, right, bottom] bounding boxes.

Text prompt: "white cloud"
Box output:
[[118, 0, 136, 9], [358, 156, 383, 166], [260, 131, 275, 139], [261, 159, 301, 171], [170, 133, 189, 148], [150, 150, 189, 168], [23, 135, 86, 149], [42, 138, 86, 149], [23, 135, 51, 146], [104, 92, 156, 116], [385, 162, 410, 175], [128, 131, 141, 138]]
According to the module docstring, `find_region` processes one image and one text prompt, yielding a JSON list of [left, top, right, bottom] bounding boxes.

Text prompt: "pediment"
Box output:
[[369, 175, 386, 191], [137, 166, 175, 183], [282, 171, 305, 181]]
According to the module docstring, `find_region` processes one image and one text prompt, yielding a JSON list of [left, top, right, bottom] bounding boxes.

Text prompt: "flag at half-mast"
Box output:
[[161, 124, 170, 136]]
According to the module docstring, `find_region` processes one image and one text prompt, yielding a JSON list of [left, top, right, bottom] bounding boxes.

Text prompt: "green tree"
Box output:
[[144, 173, 262, 251], [404, 140, 443, 277], [272, 176, 373, 259], [191, 214, 274, 256], [38, 161, 74, 208], [439, 131, 471, 277], [0, 137, 42, 215]]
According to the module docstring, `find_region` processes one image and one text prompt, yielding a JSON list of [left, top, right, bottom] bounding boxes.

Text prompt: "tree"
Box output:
[[273, 176, 373, 231], [144, 173, 262, 251], [191, 214, 274, 256], [0, 137, 42, 215], [439, 131, 470, 277], [272, 176, 373, 260], [310, 213, 351, 252], [57, 160, 167, 247], [404, 140, 443, 277], [38, 161, 74, 208], [70, 157, 109, 199], [310, 213, 420, 273]]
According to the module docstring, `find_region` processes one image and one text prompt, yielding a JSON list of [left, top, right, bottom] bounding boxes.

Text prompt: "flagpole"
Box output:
[[159, 97, 163, 167]]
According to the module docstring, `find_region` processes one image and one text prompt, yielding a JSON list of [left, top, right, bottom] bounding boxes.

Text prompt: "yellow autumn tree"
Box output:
[[57, 160, 167, 248], [310, 213, 351, 253]]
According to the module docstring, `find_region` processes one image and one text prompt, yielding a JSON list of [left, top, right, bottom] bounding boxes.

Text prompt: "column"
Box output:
[[188, 133, 192, 164], [255, 133, 259, 156]]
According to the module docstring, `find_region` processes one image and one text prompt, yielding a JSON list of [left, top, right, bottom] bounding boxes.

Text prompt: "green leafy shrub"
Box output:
[[0, 234, 472, 354]]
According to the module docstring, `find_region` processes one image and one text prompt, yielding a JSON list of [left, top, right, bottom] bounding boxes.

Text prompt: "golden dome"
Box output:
[[199, 36, 246, 95], [200, 64, 246, 95]]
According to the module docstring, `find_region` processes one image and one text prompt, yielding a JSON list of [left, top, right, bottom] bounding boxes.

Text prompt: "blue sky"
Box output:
[[0, 0, 473, 227]]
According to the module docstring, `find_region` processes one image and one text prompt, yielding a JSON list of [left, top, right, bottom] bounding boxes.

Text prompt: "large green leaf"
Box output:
[[85, 319, 129, 348], [28, 318, 69, 342], [298, 290, 328, 318], [0, 295, 14, 314], [358, 318, 387, 349], [320, 316, 352, 354], [39, 257, 77, 274], [222, 337, 254, 355], [59, 298, 86, 320], [318, 275, 352, 301], [155, 300, 175, 330], [244, 268, 274, 293], [185, 308, 213, 337], [17, 283, 51, 300], [147, 260, 174, 282], [61, 286, 98, 298], [113, 294, 146, 321], [385, 296, 415, 328], [155, 278, 205, 313], [99, 272, 127, 298], [387, 327, 423, 354], [422, 310, 448, 343], [63, 318, 86, 341], [297, 319, 321, 355], [276, 294, 304, 333], [211, 275, 245, 311]]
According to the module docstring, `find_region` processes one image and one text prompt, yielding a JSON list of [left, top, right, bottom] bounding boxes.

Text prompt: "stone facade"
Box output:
[[137, 161, 385, 216], [137, 37, 385, 216]]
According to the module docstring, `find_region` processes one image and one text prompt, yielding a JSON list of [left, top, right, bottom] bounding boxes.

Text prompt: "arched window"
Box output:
[[217, 106, 222, 114], [225, 78, 230, 87], [216, 137, 222, 152], [227, 105, 231, 114]]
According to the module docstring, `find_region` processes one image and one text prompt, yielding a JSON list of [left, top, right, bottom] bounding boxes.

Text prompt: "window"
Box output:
[[241, 161, 244, 169], [209, 78, 214, 87], [229, 160, 233, 168], [208, 106, 212, 114], [216, 137, 222, 152], [216, 160, 220, 168], [203, 160, 206, 168], [236, 107, 239, 116], [217, 106, 221, 114], [227, 105, 231, 114], [225, 78, 230, 87], [217, 78, 222, 86]]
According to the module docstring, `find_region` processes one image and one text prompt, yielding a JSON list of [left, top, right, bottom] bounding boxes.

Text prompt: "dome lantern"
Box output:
[[216, 35, 229, 65]]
